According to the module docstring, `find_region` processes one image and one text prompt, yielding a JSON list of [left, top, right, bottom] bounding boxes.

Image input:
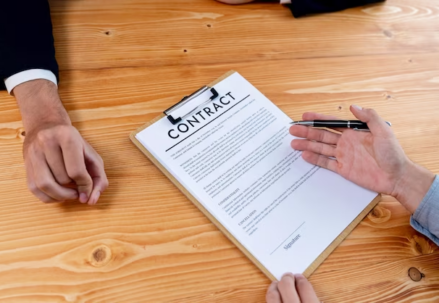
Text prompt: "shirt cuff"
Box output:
[[410, 175, 439, 246], [4, 69, 58, 94], [280, 0, 291, 3]]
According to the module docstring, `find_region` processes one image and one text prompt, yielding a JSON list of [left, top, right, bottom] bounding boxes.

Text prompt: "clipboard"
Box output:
[[130, 70, 381, 281]]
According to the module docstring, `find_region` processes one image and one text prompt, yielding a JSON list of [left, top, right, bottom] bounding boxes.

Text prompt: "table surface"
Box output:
[[1, 0, 439, 302]]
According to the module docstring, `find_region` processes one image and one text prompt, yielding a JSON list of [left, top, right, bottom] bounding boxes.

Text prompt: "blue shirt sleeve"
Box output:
[[410, 175, 439, 246]]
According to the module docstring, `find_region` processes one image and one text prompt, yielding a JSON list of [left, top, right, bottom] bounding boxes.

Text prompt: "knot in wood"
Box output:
[[90, 245, 112, 267], [408, 267, 425, 282], [368, 205, 391, 223], [94, 248, 106, 262], [410, 235, 433, 255]]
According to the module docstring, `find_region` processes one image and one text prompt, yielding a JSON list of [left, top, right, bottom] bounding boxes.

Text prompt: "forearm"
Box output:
[[392, 160, 439, 245], [392, 161, 436, 214], [14, 80, 70, 134]]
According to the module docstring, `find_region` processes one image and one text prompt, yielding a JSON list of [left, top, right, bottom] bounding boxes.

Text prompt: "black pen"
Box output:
[[290, 120, 391, 130]]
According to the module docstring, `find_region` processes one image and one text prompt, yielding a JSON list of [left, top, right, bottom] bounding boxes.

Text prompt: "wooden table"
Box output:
[[1, 0, 439, 302]]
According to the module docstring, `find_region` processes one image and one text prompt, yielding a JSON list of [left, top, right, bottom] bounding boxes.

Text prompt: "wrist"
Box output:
[[392, 160, 435, 214], [13, 80, 71, 133]]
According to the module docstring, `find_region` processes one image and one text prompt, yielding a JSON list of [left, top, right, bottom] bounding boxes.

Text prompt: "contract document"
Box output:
[[134, 72, 378, 280]]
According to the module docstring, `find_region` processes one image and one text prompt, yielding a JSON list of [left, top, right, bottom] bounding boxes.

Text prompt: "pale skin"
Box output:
[[290, 105, 435, 214], [267, 273, 320, 303]]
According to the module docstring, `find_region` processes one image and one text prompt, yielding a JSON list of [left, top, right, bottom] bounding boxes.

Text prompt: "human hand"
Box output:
[[13, 79, 108, 205], [290, 105, 435, 213], [266, 273, 320, 303]]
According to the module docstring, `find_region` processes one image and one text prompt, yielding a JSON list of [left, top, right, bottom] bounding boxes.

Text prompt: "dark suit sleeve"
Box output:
[[0, 0, 58, 91], [286, 0, 385, 18]]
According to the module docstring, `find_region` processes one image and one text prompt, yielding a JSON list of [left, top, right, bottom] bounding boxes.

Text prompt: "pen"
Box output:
[[290, 120, 392, 130]]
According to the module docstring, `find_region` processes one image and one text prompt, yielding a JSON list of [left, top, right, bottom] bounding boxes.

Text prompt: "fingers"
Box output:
[[267, 273, 320, 303], [28, 147, 79, 201], [295, 274, 320, 303], [292, 139, 336, 157], [24, 125, 108, 205], [26, 158, 57, 203], [61, 134, 93, 203], [302, 151, 338, 173], [350, 105, 391, 136], [266, 281, 282, 303], [83, 142, 108, 205], [290, 125, 340, 145], [278, 273, 301, 303], [43, 141, 72, 185]]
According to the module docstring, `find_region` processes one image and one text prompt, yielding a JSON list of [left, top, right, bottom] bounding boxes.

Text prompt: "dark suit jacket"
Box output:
[[286, 0, 384, 17], [0, 0, 58, 91], [0, 0, 383, 91]]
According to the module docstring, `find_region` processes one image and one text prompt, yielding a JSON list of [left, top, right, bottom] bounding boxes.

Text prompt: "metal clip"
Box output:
[[164, 86, 219, 125]]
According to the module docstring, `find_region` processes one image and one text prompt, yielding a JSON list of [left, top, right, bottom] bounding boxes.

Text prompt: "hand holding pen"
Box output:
[[289, 105, 435, 214], [291, 119, 392, 131]]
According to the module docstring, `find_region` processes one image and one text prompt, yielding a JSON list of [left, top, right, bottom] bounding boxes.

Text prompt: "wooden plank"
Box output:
[[170, 251, 439, 303], [48, 0, 439, 71], [0, 0, 439, 301], [311, 252, 439, 303]]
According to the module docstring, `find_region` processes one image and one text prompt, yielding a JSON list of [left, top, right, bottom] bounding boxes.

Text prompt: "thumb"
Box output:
[[62, 144, 93, 203], [84, 142, 108, 205], [350, 105, 391, 135]]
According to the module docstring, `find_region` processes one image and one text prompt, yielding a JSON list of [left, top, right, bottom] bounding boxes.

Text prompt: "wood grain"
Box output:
[[0, 0, 439, 302]]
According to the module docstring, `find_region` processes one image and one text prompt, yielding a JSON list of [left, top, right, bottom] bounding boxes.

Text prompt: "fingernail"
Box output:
[[79, 193, 88, 203], [352, 104, 362, 110], [295, 274, 305, 279], [282, 272, 295, 279], [93, 191, 101, 205]]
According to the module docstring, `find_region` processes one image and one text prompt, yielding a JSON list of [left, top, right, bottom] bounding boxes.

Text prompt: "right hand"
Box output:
[[290, 105, 435, 213], [14, 79, 108, 205]]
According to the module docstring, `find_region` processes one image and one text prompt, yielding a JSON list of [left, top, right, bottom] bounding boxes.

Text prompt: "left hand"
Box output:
[[266, 273, 320, 303]]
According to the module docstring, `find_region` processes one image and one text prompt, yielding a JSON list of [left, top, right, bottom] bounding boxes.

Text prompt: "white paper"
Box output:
[[136, 72, 377, 280]]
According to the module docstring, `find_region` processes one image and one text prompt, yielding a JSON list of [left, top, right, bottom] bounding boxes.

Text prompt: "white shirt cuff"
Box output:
[[4, 69, 57, 94], [280, 0, 291, 3]]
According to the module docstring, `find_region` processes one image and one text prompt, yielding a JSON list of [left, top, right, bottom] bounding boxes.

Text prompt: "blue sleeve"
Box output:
[[411, 175, 439, 246], [0, 0, 58, 91], [286, 0, 385, 18]]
